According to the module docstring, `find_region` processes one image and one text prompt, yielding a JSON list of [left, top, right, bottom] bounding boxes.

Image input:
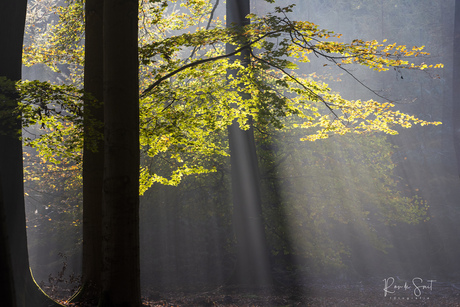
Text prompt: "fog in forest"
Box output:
[[21, 0, 460, 304]]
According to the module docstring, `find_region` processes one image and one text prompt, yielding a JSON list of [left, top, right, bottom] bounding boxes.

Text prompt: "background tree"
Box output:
[[226, 0, 272, 288]]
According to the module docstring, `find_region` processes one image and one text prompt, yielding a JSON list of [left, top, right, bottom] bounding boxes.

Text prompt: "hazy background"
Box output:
[[22, 0, 460, 295]]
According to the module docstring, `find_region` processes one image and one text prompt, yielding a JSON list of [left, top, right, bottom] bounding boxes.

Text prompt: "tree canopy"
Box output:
[[19, 1, 441, 193]]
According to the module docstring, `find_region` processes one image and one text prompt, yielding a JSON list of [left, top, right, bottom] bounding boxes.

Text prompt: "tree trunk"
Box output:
[[100, 0, 141, 305], [76, 0, 105, 302], [454, 0, 460, 179], [226, 0, 272, 289], [0, 1, 62, 306], [0, 176, 16, 307]]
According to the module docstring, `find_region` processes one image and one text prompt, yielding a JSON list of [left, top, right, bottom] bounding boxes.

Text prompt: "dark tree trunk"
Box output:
[[226, 0, 272, 288], [454, 0, 460, 179], [100, 0, 141, 305], [0, 177, 16, 307], [77, 0, 105, 302], [0, 1, 61, 306]]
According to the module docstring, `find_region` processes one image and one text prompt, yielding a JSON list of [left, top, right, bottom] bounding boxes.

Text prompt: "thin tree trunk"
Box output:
[[100, 0, 141, 305], [0, 1, 62, 306], [226, 0, 272, 288]]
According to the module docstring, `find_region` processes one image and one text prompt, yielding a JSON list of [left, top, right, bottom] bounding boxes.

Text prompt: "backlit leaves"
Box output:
[[22, 1, 442, 193]]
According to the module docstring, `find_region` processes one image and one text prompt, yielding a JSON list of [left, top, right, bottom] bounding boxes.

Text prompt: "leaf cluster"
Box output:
[[22, 1, 443, 190], [18, 80, 84, 163]]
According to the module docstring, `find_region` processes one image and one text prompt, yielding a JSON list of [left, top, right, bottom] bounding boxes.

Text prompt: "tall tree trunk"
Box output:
[[100, 0, 141, 305], [454, 0, 460, 179], [72, 0, 105, 303], [226, 0, 272, 288], [0, 1, 62, 306]]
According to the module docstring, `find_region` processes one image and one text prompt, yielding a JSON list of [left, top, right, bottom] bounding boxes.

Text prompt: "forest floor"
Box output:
[[139, 280, 460, 307], [50, 278, 460, 306]]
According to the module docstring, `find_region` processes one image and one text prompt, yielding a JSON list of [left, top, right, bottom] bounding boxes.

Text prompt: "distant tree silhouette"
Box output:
[[226, 0, 272, 288]]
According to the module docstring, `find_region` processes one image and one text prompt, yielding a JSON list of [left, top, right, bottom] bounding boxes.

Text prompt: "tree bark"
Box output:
[[0, 1, 62, 306], [77, 0, 105, 302], [226, 0, 272, 288], [454, 0, 460, 179], [0, 176, 16, 307], [100, 0, 141, 305]]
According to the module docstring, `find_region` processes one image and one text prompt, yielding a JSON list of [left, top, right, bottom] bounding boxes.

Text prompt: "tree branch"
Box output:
[[187, 0, 220, 63], [249, 49, 339, 118], [140, 30, 281, 98]]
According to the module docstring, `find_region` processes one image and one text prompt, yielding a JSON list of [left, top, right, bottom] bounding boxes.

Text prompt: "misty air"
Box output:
[[0, 0, 459, 306]]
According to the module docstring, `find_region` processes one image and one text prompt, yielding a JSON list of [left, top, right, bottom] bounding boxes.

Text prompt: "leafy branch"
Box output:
[[141, 29, 282, 97]]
